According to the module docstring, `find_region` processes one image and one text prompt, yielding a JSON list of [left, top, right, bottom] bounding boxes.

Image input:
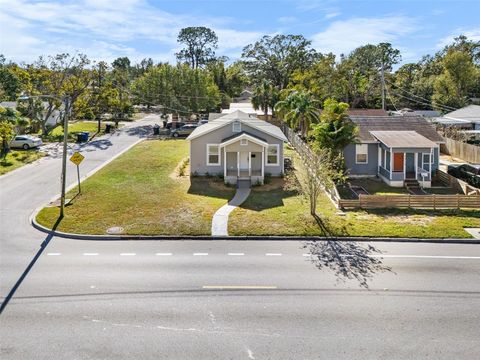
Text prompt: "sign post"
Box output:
[[69, 152, 85, 193]]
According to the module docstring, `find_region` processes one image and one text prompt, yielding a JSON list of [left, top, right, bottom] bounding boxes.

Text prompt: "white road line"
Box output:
[[83, 253, 99, 256], [156, 253, 172, 256], [228, 253, 245, 256], [265, 253, 282, 256], [193, 253, 209, 256], [371, 254, 480, 259], [203, 285, 277, 289], [47, 253, 61, 256], [120, 253, 136, 256]]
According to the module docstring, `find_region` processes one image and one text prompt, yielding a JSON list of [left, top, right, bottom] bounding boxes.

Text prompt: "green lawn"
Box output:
[[229, 151, 480, 238], [36, 139, 235, 235], [0, 150, 45, 176], [46, 121, 107, 142], [36, 140, 480, 238]]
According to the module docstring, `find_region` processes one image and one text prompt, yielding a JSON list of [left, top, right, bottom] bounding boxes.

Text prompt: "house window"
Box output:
[[241, 139, 248, 146], [232, 121, 241, 133], [355, 144, 368, 164], [422, 153, 430, 171], [207, 144, 220, 165], [266, 144, 279, 166]]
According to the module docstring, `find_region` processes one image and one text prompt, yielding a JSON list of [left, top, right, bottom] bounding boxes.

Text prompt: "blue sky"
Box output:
[[1, 0, 479, 65]]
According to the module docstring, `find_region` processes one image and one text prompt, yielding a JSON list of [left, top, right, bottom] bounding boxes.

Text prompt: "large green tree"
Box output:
[[176, 27, 218, 69], [241, 34, 318, 89], [432, 50, 480, 109]]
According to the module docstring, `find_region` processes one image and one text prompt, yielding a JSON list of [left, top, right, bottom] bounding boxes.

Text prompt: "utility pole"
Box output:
[[60, 96, 70, 217], [380, 60, 386, 111]]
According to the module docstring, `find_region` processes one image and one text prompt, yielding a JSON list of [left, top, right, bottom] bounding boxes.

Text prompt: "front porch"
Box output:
[[371, 131, 438, 188], [224, 151, 264, 185]]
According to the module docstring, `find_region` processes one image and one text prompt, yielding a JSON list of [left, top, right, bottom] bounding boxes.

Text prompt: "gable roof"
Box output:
[[350, 116, 444, 143], [370, 131, 438, 148], [220, 131, 269, 147], [442, 105, 480, 123], [187, 110, 287, 142]]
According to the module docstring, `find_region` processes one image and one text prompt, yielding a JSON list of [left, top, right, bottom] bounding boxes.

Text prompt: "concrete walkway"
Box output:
[[211, 185, 251, 236]]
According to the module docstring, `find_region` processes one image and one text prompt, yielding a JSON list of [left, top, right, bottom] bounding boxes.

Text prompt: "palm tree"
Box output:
[[251, 80, 278, 118], [274, 90, 320, 138], [312, 98, 357, 155]]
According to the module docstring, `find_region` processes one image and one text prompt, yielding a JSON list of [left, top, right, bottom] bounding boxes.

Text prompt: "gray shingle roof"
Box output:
[[370, 131, 438, 148], [187, 110, 287, 142], [350, 116, 444, 143], [443, 105, 480, 123]]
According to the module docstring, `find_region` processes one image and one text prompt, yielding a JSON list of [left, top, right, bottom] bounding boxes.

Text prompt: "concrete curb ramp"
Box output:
[[211, 185, 251, 236]]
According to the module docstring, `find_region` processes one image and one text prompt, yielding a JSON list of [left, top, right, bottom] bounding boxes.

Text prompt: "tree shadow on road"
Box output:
[[304, 214, 394, 288], [0, 215, 63, 315]]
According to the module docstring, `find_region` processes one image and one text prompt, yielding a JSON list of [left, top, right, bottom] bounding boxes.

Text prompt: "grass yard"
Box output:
[[36, 139, 235, 235], [46, 121, 108, 142], [229, 150, 480, 238], [0, 149, 45, 176]]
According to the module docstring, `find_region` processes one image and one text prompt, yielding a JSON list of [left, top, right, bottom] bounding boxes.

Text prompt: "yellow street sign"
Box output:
[[70, 152, 85, 166]]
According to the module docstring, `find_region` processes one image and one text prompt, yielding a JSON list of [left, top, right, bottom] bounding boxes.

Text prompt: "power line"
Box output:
[[384, 78, 458, 112]]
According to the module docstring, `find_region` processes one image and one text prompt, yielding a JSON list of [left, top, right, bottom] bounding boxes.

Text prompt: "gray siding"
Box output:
[[190, 122, 284, 176], [344, 143, 379, 176]]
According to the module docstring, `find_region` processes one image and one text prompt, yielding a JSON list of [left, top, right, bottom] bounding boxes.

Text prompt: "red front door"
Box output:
[[393, 153, 404, 172]]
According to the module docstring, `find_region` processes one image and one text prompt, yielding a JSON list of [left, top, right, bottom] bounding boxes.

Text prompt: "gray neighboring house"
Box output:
[[433, 105, 480, 130], [344, 116, 445, 188], [187, 110, 287, 185]]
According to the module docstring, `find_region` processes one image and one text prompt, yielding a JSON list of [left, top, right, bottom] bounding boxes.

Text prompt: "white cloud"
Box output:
[[436, 28, 480, 49], [311, 16, 420, 55], [324, 12, 340, 19], [0, 0, 265, 63]]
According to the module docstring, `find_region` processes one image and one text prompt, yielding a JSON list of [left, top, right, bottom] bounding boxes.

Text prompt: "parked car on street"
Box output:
[[448, 163, 480, 188], [171, 124, 198, 138], [9, 135, 43, 149], [165, 121, 185, 130], [197, 119, 208, 126]]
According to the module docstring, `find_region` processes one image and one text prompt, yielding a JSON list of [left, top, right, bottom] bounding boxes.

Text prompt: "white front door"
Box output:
[[239, 152, 249, 170]]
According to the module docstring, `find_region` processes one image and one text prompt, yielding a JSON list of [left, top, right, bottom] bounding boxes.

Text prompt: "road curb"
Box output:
[[30, 218, 480, 244]]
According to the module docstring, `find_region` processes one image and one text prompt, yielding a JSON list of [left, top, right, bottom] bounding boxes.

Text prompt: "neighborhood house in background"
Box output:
[[187, 110, 287, 185]]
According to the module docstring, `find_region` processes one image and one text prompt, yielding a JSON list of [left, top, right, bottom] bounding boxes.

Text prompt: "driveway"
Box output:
[[0, 114, 160, 296]]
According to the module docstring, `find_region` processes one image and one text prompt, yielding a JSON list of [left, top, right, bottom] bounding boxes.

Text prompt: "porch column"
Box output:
[[237, 151, 240, 177], [261, 147, 264, 178], [414, 153, 418, 180], [403, 152, 406, 179], [377, 146, 381, 175], [430, 148, 433, 180], [223, 147, 226, 179], [390, 148, 393, 179], [248, 151, 251, 176]]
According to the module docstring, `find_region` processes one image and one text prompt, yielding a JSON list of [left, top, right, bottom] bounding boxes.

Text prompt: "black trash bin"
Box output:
[[105, 123, 112, 133], [162, 120, 167, 128], [76, 133, 83, 142], [153, 124, 160, 135]]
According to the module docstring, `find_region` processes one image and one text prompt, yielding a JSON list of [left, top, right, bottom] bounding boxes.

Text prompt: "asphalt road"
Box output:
[[1, 116, 480, 359], [0, 114, 159, 294], [1, 240, 479, 359]]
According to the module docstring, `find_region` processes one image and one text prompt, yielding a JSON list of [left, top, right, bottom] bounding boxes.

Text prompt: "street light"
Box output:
[[18, 94, 71, 217]]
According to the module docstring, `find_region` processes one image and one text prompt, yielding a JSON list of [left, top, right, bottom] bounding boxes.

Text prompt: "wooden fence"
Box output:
[[282, 125, 341, 207], [435, 169, 480, 195], [441, 138, 480, 163], [339, 194, 480, 210]]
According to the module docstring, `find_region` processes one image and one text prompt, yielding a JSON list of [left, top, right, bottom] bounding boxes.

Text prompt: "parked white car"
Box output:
[[9, 135, 43, 150]]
